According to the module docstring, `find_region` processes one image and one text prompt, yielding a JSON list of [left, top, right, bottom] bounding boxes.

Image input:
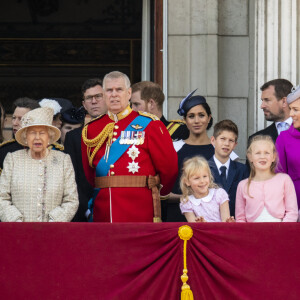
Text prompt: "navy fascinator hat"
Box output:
[[177, 89, 207, 116], [61, 106, 86, 124]]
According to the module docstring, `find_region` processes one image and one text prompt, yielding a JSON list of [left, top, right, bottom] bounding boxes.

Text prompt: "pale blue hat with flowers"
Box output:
[[287, 85, 300, 104]]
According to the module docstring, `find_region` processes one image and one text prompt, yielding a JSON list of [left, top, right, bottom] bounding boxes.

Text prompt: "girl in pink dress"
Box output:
[[179, 156, 235, 222], [235, 135, 298, 222]]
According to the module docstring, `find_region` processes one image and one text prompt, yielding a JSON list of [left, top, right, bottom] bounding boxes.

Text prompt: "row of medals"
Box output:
[[119, 131, 145, 145]]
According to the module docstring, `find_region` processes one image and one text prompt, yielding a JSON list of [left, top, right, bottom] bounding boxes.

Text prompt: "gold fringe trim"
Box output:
[[178, 225, 194, 300], [169, 119, 186, 124], [0, 138, 16, 147], [138, 111, 159, 120], [50, 142, 64, 151]]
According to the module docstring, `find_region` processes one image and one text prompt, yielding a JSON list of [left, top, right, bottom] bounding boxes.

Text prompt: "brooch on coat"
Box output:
[[127, 145, 140, 174]]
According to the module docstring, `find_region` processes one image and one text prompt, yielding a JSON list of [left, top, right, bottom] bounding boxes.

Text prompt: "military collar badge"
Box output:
[[131, 124, 143, 130]]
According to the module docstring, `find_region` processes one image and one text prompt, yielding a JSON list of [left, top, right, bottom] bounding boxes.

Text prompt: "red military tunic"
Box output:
[[81, 106, 178, 222]]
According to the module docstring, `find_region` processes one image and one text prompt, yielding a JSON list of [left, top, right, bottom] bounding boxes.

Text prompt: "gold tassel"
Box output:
[[178, 225, 194, 300]]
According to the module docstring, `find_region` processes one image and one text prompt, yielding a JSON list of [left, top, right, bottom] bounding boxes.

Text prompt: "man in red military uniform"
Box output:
[[81, 71, 178, 222]]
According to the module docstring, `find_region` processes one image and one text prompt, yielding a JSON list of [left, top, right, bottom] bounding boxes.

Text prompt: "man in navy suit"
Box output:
[[64, 78, 107, 221], [248, 79, 293, 144], [209, 120, 249, 217]]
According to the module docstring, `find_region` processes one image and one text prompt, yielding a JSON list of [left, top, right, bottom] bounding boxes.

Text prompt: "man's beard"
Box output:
[[264, 109, 285, 122]]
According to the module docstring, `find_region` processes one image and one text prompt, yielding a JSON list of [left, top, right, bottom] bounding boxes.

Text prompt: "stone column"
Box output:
[[250, 0, 298, 133], [167, 0, 219, 136], [167, 0, 249, 158], [218, 0, 249, 158]]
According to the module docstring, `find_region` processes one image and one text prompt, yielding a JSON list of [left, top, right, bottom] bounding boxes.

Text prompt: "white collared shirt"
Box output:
[[189, 189, 215, 206], [213, 155, 230, 177], [275, 117, 292, 135]]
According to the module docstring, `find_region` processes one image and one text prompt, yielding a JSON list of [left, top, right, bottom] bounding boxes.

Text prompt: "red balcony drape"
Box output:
[[1, 223, 299, 299]]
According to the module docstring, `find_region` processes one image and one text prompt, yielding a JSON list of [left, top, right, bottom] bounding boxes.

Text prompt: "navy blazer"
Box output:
[[248, 122, 278, 145], [208, 157, 249, 217], [64, 126, 94, 222]]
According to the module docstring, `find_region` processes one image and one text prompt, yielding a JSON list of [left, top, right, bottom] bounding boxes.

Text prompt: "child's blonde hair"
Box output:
[[180, 156, 218, 202], [247, 135, 278, 196]]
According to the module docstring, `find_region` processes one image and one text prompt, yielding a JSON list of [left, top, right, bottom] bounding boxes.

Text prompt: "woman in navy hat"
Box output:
[[166, 90, 214, 221], [60, 107, 85, 145]]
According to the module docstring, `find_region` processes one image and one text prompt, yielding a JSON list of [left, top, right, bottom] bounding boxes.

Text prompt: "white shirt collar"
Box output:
[[189, 189, 215, 205], [212, 144, 239, 161], [213, 155, 230, 175]]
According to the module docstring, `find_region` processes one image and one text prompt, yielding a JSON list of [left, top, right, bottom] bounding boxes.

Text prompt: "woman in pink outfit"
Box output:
[[235, 135, 298, 222], [276, 85, 300, 208]]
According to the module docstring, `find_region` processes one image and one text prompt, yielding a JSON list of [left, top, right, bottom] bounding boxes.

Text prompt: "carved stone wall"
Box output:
[[167, 0, 300, 161]]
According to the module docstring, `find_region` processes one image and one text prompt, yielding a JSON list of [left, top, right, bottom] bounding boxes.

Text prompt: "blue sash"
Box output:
[[87, 115, 152, 221]]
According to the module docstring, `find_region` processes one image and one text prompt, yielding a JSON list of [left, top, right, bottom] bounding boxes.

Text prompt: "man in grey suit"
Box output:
[[249, 79, 293, 143]]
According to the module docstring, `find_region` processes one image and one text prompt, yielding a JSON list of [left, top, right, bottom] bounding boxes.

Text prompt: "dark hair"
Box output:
[[12, 97, 39, 112], [213, 119, 238, 140], [0, 101, 5, 143], [184, 102, 213, 130], [61, 107, 85, 125], [260, 79, 293, 100], [81, 78, 103, 97], [131, 81, 165, 109]]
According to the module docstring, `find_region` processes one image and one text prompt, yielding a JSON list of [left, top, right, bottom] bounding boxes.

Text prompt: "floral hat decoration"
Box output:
[[287, 85, 300, 104], [15, 107, 61, 146]]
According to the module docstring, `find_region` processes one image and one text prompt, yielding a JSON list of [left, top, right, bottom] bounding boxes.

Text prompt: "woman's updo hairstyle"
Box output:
[[177, 89, 213, 130]]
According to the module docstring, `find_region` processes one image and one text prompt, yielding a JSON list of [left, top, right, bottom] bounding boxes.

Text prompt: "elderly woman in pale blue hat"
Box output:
[[0, 107, 78, 222], [276, 85, 300, 211]]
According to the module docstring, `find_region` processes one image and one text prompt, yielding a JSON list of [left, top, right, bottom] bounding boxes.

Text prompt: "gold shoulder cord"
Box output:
[[138, 111, 159, 121], [82, 106, 132, 167], [82, 122, 115, 167], [49, 142, 64, 151], [0, 139, 16, 147]]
